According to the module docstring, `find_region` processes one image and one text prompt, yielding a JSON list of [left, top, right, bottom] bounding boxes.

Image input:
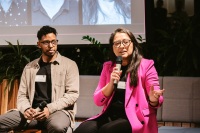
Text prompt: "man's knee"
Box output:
[[46, 111, 71, 133], [48, 122, 69, 133]]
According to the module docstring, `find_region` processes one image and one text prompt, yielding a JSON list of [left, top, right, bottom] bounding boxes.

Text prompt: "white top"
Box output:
[[0, 0, 12, 13], [40, 0, 64, 19]]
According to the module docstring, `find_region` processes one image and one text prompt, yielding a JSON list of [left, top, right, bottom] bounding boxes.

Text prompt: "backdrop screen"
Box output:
[[0, 0, 145, 45]]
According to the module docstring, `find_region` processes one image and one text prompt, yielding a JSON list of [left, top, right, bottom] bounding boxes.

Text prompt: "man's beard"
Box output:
[[44, 50, 56, 57]]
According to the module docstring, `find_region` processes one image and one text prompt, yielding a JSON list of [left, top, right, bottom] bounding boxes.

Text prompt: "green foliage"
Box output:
[[136, 35, 146, 43], [59, 35, 109, 75], [0, 40, 40, 90], [79, 35, 109, 75], [147, 14, 200, 76], [82, 35, 101, 47]]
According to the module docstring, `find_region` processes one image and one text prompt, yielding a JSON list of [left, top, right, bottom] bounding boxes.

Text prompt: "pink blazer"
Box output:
[[88, 58, 164, 133]]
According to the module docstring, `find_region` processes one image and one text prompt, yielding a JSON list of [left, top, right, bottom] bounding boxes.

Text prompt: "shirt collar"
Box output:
[[32, 0, 69, 12], [35, 51, 61, 68]]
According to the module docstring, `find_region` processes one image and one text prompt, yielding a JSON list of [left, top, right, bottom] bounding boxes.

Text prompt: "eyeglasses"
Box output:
[[113, 39, 131, 48], [40, 40, 58, 46]]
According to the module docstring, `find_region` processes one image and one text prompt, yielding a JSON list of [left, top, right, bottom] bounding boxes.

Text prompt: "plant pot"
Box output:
[[0, 79, 19, 115]]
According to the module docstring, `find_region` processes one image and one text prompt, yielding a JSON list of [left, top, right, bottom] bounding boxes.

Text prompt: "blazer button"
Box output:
[[101, 98, 105, 102], [136, 104, 138, 107], [141, 121, 144, 124]]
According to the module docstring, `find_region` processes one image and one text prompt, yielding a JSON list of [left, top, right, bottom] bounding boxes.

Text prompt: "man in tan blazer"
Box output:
[[0, 25, 79, 133]]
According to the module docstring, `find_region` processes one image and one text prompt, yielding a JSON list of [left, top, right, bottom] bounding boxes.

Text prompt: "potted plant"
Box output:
[[60, 35, 110, 75], [80, 35, 109, 75], [0, 40, 40, 114], [153, 13, 200, 76]]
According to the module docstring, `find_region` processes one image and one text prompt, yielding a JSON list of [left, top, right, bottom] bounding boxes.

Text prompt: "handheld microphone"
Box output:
[[114, 56, 122, 85], [24, 101, 47, 128]]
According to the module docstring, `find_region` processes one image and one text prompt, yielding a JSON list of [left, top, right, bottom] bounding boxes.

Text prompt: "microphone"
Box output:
[[24, 101, 47, 128], [114, 56, 122, 85]]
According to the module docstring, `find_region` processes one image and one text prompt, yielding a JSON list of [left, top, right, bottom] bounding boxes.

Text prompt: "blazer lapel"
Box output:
[[125, 73, 134, 107]]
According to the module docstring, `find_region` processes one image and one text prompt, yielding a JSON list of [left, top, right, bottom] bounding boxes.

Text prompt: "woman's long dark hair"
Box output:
[[109, 27, 143, 87], [82, 0, 131, 24]]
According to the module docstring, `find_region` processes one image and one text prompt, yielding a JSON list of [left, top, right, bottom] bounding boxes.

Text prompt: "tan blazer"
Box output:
[[17, 52, 79, 128]]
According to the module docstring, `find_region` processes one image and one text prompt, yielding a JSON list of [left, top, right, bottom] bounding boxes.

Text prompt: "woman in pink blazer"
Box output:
[[74, 27, 164, 133]]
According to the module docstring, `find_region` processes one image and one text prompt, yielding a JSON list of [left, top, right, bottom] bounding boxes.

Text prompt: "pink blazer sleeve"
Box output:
[[93, 61, 114, 106], [140, 59, 163, 108]]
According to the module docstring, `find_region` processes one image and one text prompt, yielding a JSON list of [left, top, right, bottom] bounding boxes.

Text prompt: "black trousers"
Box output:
[[74, 114, 132, 133], [0, 110, 71, 133]]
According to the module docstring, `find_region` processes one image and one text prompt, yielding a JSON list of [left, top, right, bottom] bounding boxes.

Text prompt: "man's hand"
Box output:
[[24, 108, 37, 121], [33, 107, 50, 121]]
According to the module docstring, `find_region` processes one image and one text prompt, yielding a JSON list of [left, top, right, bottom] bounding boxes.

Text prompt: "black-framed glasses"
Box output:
[[40, 40, 58, 46], [113, 39, 131, 48]]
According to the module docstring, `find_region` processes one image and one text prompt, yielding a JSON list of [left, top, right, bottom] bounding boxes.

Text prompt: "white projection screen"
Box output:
[[0, 0, 145, 45]]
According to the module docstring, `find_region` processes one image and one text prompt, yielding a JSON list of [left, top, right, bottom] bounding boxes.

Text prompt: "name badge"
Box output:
[[117, 81, 126, 89], [35, 75, 46, 82]]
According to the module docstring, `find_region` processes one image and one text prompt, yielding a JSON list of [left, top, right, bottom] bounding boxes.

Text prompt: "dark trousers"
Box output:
[[0, 110, 71, 133], [74, 115, 132, 133]]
